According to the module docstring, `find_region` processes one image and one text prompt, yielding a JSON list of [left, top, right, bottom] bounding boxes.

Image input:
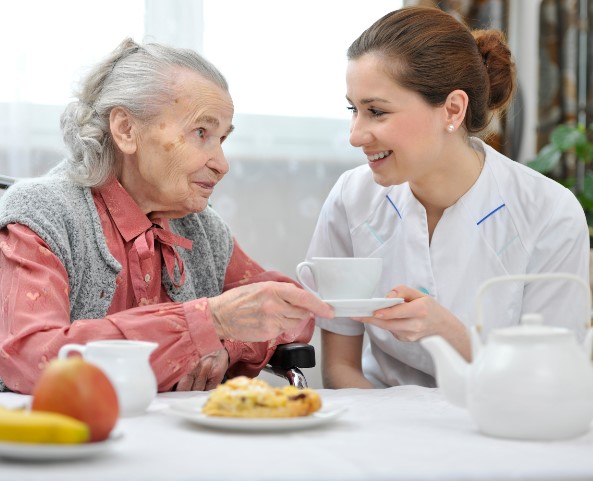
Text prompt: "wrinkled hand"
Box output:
[[208, 281, 334, 342], [354, 285, 464, 343], [176, 348, 229, 391]]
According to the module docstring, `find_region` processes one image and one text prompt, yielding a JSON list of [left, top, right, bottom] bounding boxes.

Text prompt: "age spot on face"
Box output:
[[163, 142, 174, 152], [159, 122, 167, 130]]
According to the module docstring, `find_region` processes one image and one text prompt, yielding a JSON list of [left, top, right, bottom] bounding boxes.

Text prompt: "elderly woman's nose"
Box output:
[[207, 151, 230, 175]]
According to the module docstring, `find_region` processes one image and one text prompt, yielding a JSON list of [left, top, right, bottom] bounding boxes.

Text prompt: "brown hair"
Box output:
[[347, 6, 516, 134]]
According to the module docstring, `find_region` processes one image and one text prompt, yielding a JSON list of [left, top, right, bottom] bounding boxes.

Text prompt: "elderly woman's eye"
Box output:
[[196, 128, 206, 138]]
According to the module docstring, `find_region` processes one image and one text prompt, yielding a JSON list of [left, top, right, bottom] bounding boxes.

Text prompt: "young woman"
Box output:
[[306, 6, 590, 388]]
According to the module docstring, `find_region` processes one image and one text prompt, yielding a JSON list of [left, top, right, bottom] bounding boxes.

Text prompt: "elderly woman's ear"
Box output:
[[109, 107, 138, 155]]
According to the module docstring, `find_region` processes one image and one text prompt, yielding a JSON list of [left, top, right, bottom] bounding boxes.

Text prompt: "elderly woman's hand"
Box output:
[[208, 281, 334, 342], [175, 348, 229, 391]]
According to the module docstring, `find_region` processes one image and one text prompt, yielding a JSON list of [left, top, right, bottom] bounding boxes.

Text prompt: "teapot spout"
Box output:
[[421, 336, 470, 408]]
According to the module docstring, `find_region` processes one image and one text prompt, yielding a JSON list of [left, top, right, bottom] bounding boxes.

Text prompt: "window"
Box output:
[[0, 1, 145, 105], [202, 0, 403, 162], [204, 1, 401, 120], [0, 0, 144, 176], [0, 0, 402, 176]]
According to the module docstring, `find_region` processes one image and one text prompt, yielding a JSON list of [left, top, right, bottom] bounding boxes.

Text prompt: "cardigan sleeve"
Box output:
[[0, 223, 223, 393]]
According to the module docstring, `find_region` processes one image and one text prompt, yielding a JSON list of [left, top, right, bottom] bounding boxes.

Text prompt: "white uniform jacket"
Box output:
[[309, 139, 590, 387]]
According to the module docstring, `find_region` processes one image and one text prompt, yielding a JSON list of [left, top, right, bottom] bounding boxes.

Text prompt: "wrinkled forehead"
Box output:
[[167, 67, 234, 123]]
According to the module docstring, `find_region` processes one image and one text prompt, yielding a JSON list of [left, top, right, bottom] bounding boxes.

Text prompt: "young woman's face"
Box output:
[[346, 54, 447, 187], [128, 68, 234, 218]]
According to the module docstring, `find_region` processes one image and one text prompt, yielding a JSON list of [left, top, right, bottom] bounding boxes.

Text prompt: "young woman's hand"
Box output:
[[353, 285, 471, 360]]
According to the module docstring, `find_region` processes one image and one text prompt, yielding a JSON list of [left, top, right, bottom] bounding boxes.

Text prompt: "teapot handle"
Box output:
[[475, 272, 591, 332]]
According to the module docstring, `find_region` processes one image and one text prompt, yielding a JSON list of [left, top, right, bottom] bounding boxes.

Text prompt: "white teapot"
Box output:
[[421, 273, 593, 441]]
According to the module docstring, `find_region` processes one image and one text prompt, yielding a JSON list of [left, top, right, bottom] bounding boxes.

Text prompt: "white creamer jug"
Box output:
[[59, 340, 158, 417]]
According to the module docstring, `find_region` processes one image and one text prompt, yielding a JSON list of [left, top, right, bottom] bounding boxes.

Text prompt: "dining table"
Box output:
[[1, 385, 592, 481]]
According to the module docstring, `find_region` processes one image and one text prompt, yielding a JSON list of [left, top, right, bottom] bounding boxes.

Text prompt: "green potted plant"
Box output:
[[528, 123, 593, 240]]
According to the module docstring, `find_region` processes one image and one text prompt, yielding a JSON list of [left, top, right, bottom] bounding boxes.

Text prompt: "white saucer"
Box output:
[[0, 431, 123, 461], [325, 297, 404, 317]]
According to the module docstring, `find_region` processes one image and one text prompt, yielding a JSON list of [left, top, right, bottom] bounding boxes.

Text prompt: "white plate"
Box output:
[[168, 398, 347, 432], [325, 297, 404, 317], [0, 431, 123, 461]]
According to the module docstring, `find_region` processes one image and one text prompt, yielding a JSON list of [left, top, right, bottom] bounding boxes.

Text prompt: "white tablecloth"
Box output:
[[1, 386, 592, 481]]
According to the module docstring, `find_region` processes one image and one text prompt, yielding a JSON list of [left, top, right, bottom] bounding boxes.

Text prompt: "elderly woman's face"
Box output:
[[124, 68, 234, 219]]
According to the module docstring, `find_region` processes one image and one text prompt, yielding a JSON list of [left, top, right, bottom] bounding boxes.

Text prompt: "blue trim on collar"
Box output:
[[385, 194, 402, 219], [477, 203, 506, 225]]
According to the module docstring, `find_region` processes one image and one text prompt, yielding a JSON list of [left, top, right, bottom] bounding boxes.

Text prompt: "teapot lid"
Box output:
[[491, 313, 573, 339]]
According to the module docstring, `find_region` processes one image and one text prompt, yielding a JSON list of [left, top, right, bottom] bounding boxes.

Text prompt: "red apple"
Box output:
[[31, 357, 119, 442]]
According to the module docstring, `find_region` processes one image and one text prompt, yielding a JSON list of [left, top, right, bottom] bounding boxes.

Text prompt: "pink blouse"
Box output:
[[0, 178, 313, 394]]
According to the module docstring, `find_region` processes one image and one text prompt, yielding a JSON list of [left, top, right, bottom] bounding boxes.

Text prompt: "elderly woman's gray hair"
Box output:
[[60, 38, 229, 187]]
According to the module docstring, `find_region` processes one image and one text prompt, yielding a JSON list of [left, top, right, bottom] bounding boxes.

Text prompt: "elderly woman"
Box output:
[[0, 38, 333, 393]]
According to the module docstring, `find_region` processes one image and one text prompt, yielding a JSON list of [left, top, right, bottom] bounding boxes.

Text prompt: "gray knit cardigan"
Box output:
[[0, 166, 233, 389]]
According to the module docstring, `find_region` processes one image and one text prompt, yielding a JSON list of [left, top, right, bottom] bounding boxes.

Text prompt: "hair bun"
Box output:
[[473, 30, 516, 111]]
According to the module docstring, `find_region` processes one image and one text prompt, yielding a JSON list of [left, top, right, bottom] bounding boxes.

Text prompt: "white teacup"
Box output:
[[58, 340, 158, 417], [296, 257, 382, 300]]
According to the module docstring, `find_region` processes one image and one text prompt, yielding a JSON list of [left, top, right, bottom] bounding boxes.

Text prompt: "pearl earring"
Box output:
[[447, 124, 455, 133]]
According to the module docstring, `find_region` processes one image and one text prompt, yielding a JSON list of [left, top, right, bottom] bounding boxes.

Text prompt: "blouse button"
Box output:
[[144, 273, 151, 283]]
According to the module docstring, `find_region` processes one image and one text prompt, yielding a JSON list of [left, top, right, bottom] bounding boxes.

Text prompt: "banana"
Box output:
[[0, 407, 90, 444]]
